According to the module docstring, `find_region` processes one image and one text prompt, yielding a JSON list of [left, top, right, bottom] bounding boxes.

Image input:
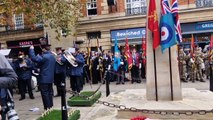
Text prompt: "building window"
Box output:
[[87, 0, 97, 16], [126, 0, 147, 16], [14, 14, 24, 30], [196, 0, 213, 8], [87, 31, 101, 39]]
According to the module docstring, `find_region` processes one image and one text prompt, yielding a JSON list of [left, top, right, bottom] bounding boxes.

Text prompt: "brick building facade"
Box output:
[[74, 0, 213, 52]]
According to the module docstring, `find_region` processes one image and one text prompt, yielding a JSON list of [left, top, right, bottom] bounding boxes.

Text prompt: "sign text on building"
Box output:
[[196, 21, 213, 30], [111, 28, 146, 41]]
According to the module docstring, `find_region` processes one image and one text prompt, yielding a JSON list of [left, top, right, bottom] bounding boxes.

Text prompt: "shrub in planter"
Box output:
[[68, 91, 102, 106], [37, 109, 80, 120]]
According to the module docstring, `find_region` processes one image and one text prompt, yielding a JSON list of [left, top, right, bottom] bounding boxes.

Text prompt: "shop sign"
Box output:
[[111, 28, 146, 41], [196, 21, 213, 30], [7, 38, 42, 48], [19, 41, 33, 47]]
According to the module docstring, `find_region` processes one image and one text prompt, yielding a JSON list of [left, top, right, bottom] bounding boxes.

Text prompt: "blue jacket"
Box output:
[[14, 58, 33, 80], [29, 49, 56, 84], [55, 54, 67, 74], [68, 53, 85, 76]]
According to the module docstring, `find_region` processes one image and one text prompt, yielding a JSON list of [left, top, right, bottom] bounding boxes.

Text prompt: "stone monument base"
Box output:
[[86, 88, 213, 120]]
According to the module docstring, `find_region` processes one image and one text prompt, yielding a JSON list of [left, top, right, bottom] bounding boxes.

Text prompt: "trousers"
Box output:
[[39, 83, 53, 110]]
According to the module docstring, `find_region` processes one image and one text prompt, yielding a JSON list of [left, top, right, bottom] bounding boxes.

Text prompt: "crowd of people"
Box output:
[[5, 45, 147, 110], [178, 45, 213, 83], [2, 43, 212, 115]]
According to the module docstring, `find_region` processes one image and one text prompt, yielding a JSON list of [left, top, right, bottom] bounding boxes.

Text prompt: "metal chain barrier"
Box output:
[[96, 100, 213, 116], [66, 69, 213, 116]]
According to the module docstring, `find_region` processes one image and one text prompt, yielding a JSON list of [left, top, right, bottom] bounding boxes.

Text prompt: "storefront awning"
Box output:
[[182, 29, 213, 35]]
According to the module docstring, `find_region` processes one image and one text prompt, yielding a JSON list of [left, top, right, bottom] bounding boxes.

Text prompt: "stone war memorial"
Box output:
[[85, 0, 213, 119]]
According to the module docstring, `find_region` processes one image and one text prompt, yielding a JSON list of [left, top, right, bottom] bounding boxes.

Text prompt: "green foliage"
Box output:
[[0, 0, 83, 40], [68, 91, 102, 106], [37, 110, 80, 120]]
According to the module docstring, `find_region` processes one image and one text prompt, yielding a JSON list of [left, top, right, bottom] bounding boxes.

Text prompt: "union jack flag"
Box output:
[[171, 0, 182, 43], [161, 0, 171, 15]]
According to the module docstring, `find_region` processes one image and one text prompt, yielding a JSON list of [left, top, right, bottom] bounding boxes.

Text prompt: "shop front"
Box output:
[[180, 21, 213, 51], [7, 38, 48, 58], [111, 27, 146, 52]]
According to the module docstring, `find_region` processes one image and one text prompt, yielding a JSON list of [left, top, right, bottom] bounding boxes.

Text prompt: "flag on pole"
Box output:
[[148, 0, 160, 49], [113, 38, 121, 72], [160, 0, 178, 53], [142, 36, 146, 65], [171, 0, 182, 43], [210, 33, 213, 50], [190, 34, 195, 56], [124, 37, 133, 70]]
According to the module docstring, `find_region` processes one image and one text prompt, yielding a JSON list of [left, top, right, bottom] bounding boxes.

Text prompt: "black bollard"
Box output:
[[210, 63, 213, 92], [106, 70, 110, 97], [61, 82, 68, 120]]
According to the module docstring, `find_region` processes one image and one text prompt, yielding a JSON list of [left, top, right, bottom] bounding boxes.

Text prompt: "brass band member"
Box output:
[[67, 47, 85, 93], [54, 47, 67, 97], [14, 52, 35, 100]]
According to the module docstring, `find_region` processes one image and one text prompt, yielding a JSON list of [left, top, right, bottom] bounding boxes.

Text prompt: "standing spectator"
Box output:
[[116, 53, 126, 85], [92, 53, 100, 84], [131, 48, 141, 83], [29, 45, 56, 110], [68, 48, 85, 93], [0, 53, 18, 120], [14, 52, 35, 100]]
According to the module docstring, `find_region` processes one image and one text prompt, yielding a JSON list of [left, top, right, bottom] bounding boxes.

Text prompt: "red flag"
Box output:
[[125, 38, 133, 70], [142, 37, 146, 65], [190, 34, 195, 56], [148, 0, 160, 49], [210, 33, 213, 50]]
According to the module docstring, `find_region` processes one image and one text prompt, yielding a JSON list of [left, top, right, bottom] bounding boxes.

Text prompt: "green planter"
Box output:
[[68, 91, 102, 106], [37, 110, 80, 120]]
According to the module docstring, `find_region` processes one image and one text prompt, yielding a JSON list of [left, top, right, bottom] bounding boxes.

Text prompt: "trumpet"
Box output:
[[51, 51, 64, 65], [63, 50, 78, 67]]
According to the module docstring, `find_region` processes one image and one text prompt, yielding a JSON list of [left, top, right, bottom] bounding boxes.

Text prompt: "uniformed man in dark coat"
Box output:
[[67, 48, 85, 93], [92, 52, 100, 84], [14, 52, 35, 100], [54, 47, 67, 97], [29, 45, 56, 110]]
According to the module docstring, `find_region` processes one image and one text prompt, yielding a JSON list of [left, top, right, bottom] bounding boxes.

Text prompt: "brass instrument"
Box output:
[[51, 51, 64, 65], [63, 50, 78, 67]]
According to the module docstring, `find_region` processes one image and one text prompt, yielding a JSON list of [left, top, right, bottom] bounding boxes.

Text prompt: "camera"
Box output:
[[5, 89, 19, 120]]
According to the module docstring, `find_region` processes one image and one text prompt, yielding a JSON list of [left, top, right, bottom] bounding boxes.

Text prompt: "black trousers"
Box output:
[[141, 63, 146, 79], [54, 73, 66, 95], [131, 65, 140, 83], [70, 76, 83, 93], [19, 79, 33, 98], [39, 83, 53, 110]]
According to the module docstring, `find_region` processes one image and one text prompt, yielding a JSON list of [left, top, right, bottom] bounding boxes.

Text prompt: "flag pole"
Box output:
[[168, 47, 174, 101], [153, 49, 158, 101]]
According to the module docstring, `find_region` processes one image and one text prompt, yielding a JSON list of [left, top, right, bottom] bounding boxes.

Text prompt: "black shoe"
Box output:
[[116, 82, 120, 85], [19, 97, 25, 101], [30, 96, 35, 99], [200, 80, 205, 82], [137, 80, 141, 83], [54, 94, 61, 97], [182, 79, 188, 82], [122, 82, 125, 84]]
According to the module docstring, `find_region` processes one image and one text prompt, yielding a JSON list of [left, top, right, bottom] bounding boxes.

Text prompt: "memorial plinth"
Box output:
[[84, 88, 213, 120], [146, 0, 182, 101]]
